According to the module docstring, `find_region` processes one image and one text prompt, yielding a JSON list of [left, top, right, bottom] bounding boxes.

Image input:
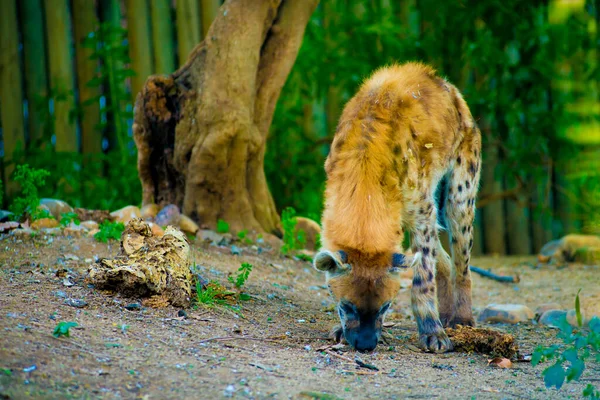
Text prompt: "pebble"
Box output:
[[477, 304, 534, 324], [140, 203, 159, 219], [125, 303, 141, 311], [64, 298, 88, 308], [539, 309, 585, 328], [110, 205, 141, 224], [81, 220, 99, 230], [230, 245, 242, 255], [155, 204, 180, 227], [10, 228, 35, 238], [178, 214, 199, 234], [31, 218, 59, 230], [177, 310, 187, 318], [23, 365, 37, 373], [40, 198, 73, 219], [64, 225, 86, 238], [0, 210, 14, 222], [196, 230, 226, 245], [535, 303, 561, 318]]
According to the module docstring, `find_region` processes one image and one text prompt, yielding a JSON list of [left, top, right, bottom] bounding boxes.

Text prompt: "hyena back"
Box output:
[[313, 62, 481, 353]]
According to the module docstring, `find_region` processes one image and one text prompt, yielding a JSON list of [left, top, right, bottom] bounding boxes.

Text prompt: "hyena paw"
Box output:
[[448, 315, 475, 328], [419, 331, 453, 353], [330, 325, 344, 343], [439, 313, 453, 328]]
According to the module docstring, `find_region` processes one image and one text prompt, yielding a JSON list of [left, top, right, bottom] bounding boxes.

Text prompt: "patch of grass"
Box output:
[[296, 253, 313, 262], [9, 164, 51, 221], [217, 219, 229, 234], [53, 321, 78, 338], [237, 229, 248, 240], [228, 262, 253, 289], [94, 220, 125, 243], [59, 212, 80, 227], [532, 290, 600, 398], [196, 281, 232, 307], [1, 368, 12, 376]]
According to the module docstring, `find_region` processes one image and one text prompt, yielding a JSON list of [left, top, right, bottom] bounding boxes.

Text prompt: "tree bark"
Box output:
[[133, 0, 318, 235]]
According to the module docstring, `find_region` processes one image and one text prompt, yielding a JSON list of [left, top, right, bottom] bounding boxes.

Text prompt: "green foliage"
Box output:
[[281, 207, 306, 255], [237, 229, 248, 240], [228, 262, 253, 289], [532, 291, 600, 397], [59, 212, 80, 227], [217, 219, 230, 234], [94, 220, 125, 243], [267, 0, 599, 226], [8, 22, 140, 212], [0, 368, 12, 376], [9, 164, 51, 221], [53, 321, 78, 338]]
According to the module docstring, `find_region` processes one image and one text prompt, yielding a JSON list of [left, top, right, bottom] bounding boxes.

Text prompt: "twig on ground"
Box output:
[[324, 348, 355, 363], [470, 266, 520, 283], [197, 335, 283, 344], [341, 370, 379, 375]]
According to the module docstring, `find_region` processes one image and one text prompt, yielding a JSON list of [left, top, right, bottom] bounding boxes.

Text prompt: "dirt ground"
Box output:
[[1, 232, 599, 400]]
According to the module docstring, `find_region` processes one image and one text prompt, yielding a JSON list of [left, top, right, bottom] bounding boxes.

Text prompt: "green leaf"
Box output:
[[53, 321, 78, 338], [566, 359, 585, 382], [531, 347, 544, 366], [575, 289, 583, 327], [239, 293, 251, 301], [543, 363, 566, 389]]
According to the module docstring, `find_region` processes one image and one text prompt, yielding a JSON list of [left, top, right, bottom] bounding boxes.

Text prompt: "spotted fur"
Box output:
[[315, 62, 482, 353]]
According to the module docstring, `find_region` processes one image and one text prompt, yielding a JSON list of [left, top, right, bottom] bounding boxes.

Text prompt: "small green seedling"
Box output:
[[9, 164, 51, 221], [281, 207, 306, 255], [228, 262, 253, 289], [1, 368, 12, 376], [94, 220, 125, 243], [217, 219, 230, 233], [59, 212, 81, 227], [53, 321, 78, 338]]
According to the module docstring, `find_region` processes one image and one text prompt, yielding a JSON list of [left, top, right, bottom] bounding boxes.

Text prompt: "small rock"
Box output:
[[148, 222, 164, 237], [64, 225, 86, 238], [81, 220, 99, 230], [74, 208, 113, 223], [196, 230, 225, 245], [54, 290, 67, 298], [41, 227, 62, 236], [31, 218, 59, 230], [539, 309, 585, 328], [10, 228, 35, 238], [40, 198, 73, 219], [535, 303, 561, 319], [88, 228, 100, 237], [64, 298, 88, 308], [0, 210, 14, 222], [231, 245, 242, 255], [178, 214, 199, 235], [177, 310, 187, 318], [0, 221, 20, 233], [154, 204, 180, 227], [64, 254, 79, 261], [125, 303, 141, 311], [294, 217, 322, 251], [478, 304, 534, 324], [110, 205, 142, 224], [141, 203, 160, 219], [63, 276, 75, 287], [23, 365, 37, 373]]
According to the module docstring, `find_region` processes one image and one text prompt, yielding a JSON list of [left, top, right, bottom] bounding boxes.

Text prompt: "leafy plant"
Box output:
[[94, 220, 125, 243], [196, 281, 233, 307], [9, 164, 51, 221], [217, 219, 230, 234], [53, 321, 78, 338], [59, 212, 81, 227], [281, 207, 306, 255], [228, 262, 253, 289], [532, 290, 600, 397]]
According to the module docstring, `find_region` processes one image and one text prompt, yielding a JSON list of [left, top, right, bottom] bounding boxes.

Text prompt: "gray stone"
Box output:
[[478, 304, 534, 324], [539, 309, 585, 328], [155, 204, 180, 226], [40, 199, 73, 220]]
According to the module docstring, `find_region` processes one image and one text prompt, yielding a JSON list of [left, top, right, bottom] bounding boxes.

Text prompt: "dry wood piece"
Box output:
[[446, 325, 519, 359], [87, 219, 192, 307]]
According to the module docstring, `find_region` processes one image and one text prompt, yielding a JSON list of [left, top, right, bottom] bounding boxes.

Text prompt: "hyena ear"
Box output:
[[314, 250, 347, 273]]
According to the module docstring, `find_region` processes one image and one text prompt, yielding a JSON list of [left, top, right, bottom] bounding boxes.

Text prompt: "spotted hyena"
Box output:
[[313, 62, 481, 353]]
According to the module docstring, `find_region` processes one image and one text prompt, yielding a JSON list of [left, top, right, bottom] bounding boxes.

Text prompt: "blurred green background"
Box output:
[[0, 0, 598, 255]]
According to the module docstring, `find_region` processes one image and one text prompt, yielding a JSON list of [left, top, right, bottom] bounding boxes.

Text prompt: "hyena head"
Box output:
[[313, 249, 407, 352]]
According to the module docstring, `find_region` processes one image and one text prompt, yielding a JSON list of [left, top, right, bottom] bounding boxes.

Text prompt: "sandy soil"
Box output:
[[0, 232, 598, 399]]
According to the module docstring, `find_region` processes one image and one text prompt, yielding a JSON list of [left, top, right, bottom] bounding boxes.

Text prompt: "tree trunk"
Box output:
[[133, 0, 318, 235], [0, 0, 25, 196], [151, 0, 176, 74], [175, 0, 201, 67], [126, 0, 154, 100]]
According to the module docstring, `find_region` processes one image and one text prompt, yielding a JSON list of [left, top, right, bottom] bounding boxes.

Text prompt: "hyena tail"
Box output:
[[443, 131, 482, 325]]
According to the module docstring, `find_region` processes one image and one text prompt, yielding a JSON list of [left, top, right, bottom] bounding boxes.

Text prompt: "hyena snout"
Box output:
[[344, 326, 380, 352], [338, 300, 389, 352]]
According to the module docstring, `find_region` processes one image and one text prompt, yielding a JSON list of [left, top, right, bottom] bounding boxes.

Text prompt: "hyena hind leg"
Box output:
[[445, 154, 480, 327]]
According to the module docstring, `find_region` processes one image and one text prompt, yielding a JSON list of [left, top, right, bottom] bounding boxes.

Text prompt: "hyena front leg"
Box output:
[[435, 241, 454, 326], [411, 201, 452, 353], [446, 146, 481, 327]]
